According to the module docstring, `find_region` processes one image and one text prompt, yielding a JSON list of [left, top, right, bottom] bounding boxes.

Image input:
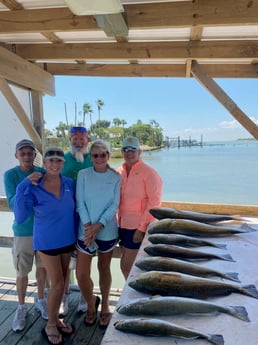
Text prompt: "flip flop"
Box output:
[[99, 312, 112, 329], [57, 322, 75, 336], [84, 295, 100, 326], [41, 327, 63, 345]]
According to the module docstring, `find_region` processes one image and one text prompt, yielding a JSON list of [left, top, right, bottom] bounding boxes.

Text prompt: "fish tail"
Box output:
[[221, 254, 235, 262], [209, 334, 224, 345], [225, 272, 240, 282], [229, 306, 250, 322], [242, 284, 258, 298]]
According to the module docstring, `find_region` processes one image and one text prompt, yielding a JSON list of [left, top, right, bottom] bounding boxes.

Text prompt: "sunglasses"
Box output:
[[45, 150, 64, 158], [70, 126, 87, 133], [122, 147, 138, 153], [91, 152, 108, 159], [17, 151, 35, 157]]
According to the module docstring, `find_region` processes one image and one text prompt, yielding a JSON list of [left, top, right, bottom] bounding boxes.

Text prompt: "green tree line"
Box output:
[[45, 99, 163, 150]]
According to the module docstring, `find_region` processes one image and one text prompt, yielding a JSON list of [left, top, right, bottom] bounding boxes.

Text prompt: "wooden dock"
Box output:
[[0, 281, 121, 345]]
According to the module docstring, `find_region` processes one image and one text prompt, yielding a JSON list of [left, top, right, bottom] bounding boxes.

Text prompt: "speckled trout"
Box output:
[[114, 318, 224, 345], [148, 218, 255, 236], [148, 233, 227, 249], [144, 244, 235, 262], [149, 207, 237, 222], [117, 295, 249, 321], [128, 271, 258, 299], [135, 256, 240, 282]]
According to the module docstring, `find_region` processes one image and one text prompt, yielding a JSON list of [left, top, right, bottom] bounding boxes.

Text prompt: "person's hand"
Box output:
[[84, 222, 102, 247], [133, 229, 145, 243], [27, 172, 43, 185]]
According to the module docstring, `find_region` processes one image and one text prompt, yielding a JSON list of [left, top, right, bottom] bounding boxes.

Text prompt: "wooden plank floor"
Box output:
[[0, 281, 121, 345]]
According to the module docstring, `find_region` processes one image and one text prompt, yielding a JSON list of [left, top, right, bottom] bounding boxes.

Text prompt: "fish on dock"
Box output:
[[135, 256, 240, 282], [117, 295, 249, 322], [148, 218, 255, 237], [149, 206, 237, 222], [114, 318, 224, 345], [144, 244, 235, 262], [148, 233, 227, 249], [128, 271, 258, 299]]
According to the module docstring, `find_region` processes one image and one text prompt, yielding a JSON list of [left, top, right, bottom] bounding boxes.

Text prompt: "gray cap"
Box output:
[[16, 139, 36, 152]]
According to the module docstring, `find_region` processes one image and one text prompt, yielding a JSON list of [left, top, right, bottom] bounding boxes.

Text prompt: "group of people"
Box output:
[[4, 127, 162, 345]]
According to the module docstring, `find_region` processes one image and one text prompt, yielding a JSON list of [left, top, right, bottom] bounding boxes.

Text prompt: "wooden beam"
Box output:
[[0, 0, 23, 10], [191, 60, 258, 140], [95, 13, 128, 37], [0, 78, 42, 148], [0, 46, 55, 95], [11, 40, 258, 61], [41, 62, 186, 77], [31, 91, 45, 155], [37, 62, 258, 78], [1, 1, 258, 32]]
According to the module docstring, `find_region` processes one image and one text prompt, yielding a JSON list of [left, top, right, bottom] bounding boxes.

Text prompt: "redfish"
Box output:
[[144, 244, 234, 262], [117, 295, 249, 321], [149, 207, 237, 222], [114, 318, 224, 345], [128, 271, 258, 299], [148, 218, 254, 236], [135, 256, 240, 282], [148, 233, 227, 249]]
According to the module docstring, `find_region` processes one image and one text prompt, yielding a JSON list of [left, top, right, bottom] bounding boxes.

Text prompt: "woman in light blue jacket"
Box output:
[[76, 139, 121, 329]]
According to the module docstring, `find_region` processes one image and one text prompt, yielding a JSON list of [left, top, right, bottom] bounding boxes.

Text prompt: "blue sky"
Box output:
[[43, 76, 258, 142]]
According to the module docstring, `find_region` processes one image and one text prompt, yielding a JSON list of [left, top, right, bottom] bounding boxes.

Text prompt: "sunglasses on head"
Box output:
[[70, 126, 87, 133], [45, 150, 64, 158], [91, 152, 108, 159], [122, 147, 138, 153]]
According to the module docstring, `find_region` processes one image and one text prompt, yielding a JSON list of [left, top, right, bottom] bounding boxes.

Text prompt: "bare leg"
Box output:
[[120, 246, 138, 280], [39, 250, 72, 343], [35, 267, 47, 299], [63, 269, 71, 294], [76, 251, 98, 324], [16, 276, 28, 305], [98, 251, 113, 315]]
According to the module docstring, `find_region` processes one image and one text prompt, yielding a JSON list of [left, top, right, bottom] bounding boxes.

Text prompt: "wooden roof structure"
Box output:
[[1, 0, 258, 151]]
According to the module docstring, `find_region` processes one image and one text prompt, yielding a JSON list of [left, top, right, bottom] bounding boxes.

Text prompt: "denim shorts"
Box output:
[[118, 228, 142, 250], [76, 238, 118, 256]]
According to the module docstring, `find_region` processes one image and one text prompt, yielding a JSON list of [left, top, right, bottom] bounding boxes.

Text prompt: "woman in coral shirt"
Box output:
[[117, 136, 162, 279]]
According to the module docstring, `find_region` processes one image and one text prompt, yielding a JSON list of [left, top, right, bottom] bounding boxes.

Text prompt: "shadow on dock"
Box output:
[[0, 281, 121, 345]]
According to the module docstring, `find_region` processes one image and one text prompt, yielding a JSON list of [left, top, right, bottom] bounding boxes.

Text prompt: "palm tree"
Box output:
[[121, 119, 127, 128], [82, 102, 93, 127], [113, 117, 122, 127], [96, 99, 104, 121]]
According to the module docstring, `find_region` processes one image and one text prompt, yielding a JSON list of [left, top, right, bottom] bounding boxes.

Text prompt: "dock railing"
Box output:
[[1, 196, 258, 251], [1, 195, 258, 283]]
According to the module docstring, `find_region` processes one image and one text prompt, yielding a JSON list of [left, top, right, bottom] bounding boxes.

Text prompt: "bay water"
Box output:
[[1, 140, 258, 288]]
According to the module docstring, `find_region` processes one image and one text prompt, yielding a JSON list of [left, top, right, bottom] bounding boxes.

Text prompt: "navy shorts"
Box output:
[[76, 238, 118, 256], [118, 228, 142, 250], [39, 243, 75, 256]]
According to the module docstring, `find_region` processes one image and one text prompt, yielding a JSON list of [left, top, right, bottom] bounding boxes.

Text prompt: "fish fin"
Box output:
[[224, 272, 240, 282], [240, 223, 256, 232], [209, 334, 224, 345], [229, 306, 250, 322], [213, 243, 227, 249], [221, 254, 235, 262], [242, 284, 258, 299]]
